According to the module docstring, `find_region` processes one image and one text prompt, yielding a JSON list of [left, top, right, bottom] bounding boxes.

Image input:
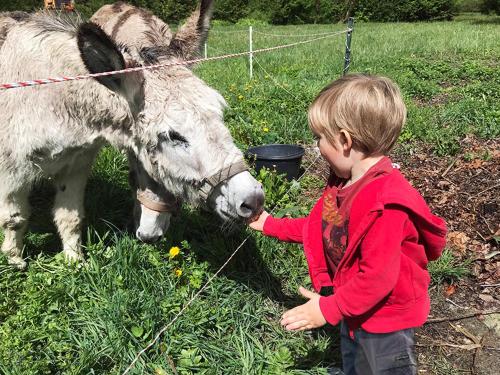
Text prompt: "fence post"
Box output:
[[342, 17, 354, 76], [249, 26, 253, 79]]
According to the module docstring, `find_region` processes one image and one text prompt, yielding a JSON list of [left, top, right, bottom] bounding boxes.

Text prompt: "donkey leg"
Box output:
[[53, 170, 90, 263], [0, 190, 31, 269]]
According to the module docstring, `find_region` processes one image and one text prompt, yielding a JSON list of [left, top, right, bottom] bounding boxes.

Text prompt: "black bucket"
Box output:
[[246, 144, 305, 180]]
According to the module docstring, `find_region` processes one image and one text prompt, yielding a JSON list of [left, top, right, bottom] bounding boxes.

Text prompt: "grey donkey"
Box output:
[[0, 1, 264, 269]]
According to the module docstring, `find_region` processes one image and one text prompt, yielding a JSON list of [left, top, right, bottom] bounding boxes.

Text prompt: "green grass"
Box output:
[[200, 14, 499, 155], [1, 15, 499, 374], [428, 249, 471, 285]]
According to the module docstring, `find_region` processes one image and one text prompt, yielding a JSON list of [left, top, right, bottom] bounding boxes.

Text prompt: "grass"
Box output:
[[428, 249, 471, 284], [1, 14, 499, 374], [200, 14, 499, 155]]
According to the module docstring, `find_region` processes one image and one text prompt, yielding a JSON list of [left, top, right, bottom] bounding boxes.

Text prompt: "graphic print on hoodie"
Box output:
[[322, 160, 391, 278]]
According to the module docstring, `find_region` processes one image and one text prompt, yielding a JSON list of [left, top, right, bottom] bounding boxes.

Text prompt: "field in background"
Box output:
[[0, 14, 498, 374]]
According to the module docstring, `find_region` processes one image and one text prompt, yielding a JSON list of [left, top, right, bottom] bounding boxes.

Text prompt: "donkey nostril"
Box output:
[[239, 192, 264, 218], [241, 201, 254, 211], [238, 200, 255, 218]]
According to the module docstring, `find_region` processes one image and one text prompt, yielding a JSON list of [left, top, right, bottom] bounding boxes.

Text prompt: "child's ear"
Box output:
[[339, 129, 353, 151]]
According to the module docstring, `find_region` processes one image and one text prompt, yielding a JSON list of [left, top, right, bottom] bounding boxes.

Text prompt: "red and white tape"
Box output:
[[0, 30, 349, 91]]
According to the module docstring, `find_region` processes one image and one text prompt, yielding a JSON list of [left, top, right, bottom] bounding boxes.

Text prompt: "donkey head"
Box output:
[[77, 0, 264, 230]]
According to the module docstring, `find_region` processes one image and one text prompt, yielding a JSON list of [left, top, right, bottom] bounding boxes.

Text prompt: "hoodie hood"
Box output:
[[381, 168, 447, 261]]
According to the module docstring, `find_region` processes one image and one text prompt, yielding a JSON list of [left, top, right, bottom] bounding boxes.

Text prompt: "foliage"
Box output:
[[213, 0, 248, 23], [355, 0, 456, 22], [480, 0, 500, 14], [0, 0, 39, 12], [1, 0, 464, 23], [252, 167, 307, 217], [455, 0, 483, 12], [428, 249, 471, 284]]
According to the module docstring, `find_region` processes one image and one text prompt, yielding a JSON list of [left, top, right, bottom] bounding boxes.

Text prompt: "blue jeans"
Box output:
[[340, 321, 417, 375]]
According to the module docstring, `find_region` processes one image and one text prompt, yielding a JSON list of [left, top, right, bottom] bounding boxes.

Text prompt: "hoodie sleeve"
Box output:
[[319, 208, 408, 325], [262, 215, 307, 243]]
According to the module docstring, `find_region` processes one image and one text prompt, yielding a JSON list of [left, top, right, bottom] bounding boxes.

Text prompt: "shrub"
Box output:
[[480, 0, 500, 14]]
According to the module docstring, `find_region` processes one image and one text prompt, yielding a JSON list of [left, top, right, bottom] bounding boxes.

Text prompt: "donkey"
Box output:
[[90, 3, 177, 243], [90, 2, 195, 243], [0, 1, 264, 269], [1, 10, 173, 244]]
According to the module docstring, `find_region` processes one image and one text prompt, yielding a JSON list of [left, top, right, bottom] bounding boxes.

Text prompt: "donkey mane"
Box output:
[[30, 10, 83, 36]]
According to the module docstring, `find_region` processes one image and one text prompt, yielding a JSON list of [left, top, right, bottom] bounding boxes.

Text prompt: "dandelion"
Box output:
[[169, 246, 180, 258], [263, 127, 269, 132], [174, 268, 183, 277], [238, 95, 244, 100]]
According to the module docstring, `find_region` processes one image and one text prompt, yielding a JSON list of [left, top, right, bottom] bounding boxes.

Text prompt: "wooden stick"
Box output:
[[468, 183, 500, 201], [426, 309, 499, 324], [442, 157, 458, 177]]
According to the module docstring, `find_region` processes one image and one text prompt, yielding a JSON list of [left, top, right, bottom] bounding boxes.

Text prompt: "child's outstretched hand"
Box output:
[[280, 286, 327, 331], [248, 210, 270, 232]]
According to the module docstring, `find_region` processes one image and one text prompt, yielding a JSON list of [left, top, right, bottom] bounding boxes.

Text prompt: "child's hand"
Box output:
[[280, 286, 326, 331], [248, 210, 270, 232]]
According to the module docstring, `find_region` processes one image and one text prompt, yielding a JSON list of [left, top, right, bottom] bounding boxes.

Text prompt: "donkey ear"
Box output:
[[168, 0, 214, 60], [77, 22, 126, 92], [77, 22, 145, 112]]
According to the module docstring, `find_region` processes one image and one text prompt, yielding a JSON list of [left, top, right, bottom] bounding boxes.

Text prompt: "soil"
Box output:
[[302, 136, 500, 374]]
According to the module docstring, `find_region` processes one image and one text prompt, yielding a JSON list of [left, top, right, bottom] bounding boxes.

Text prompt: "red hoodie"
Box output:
[[263, 158, 447, 333]]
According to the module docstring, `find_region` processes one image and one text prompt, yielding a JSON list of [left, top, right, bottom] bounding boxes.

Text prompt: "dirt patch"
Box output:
[[396, 137, 500, 374], [304, 137, 500, 374]]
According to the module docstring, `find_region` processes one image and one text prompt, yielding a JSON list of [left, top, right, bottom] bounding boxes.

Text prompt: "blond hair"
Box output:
[[308, 74, 407, 155]]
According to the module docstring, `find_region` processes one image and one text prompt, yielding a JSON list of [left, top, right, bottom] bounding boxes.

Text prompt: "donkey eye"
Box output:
[[158, 130, 189, 146], [168, 130, 188, 144]]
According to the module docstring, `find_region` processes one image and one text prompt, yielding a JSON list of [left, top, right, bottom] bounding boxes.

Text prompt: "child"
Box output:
[[249, 74, 447, 374]]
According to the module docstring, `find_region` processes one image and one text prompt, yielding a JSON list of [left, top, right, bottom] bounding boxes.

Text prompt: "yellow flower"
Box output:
[[263, 127, 269, 132], [154, 368, 167, 375], [238, 95, 244, 100], [169, 246, 180, 258], [174, 268, 183, 277]]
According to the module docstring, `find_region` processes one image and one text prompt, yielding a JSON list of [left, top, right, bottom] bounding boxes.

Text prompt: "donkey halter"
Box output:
[[136, 159, 249, 212], [197, 159, 249, 201], [136, 189, 181, 213]]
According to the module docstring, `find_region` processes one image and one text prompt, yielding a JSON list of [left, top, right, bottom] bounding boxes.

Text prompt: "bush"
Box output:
[[480, 0, 500, 14], [355, 0, 456, 22], [213, 0, 248, 23], [455, 0, 483, 12], [3, 0, 463, 24]]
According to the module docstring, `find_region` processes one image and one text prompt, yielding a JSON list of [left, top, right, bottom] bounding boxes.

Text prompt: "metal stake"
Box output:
[[343, 17, 354, 76], [249, 26, 253, 79]]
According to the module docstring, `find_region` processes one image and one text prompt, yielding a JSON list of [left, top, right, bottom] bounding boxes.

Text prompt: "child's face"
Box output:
[[317, 132, 354, 180]]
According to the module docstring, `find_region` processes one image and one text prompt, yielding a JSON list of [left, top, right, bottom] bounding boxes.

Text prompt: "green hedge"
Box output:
[[1, 0, 466, 23]]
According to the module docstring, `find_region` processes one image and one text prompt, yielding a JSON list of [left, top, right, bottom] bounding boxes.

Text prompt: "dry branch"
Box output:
[[425, 310, 500, 324]]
